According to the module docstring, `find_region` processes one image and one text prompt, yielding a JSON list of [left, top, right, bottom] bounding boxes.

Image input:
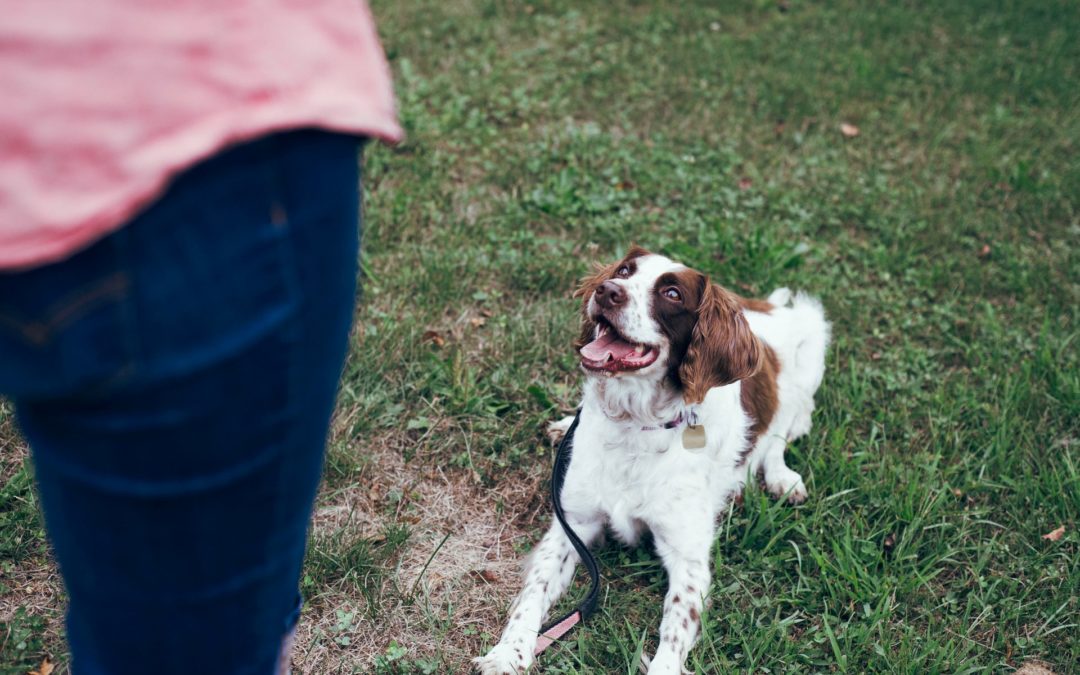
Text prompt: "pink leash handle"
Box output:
[[534, 610, 583, 656], [533, 411, 602, 659]]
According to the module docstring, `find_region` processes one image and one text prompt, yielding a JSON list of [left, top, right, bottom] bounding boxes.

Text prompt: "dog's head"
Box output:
[[574, 247, 763, 403]]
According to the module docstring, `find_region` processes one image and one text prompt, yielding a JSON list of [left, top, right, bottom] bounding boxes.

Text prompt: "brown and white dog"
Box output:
[[476, 247, 830, 675]]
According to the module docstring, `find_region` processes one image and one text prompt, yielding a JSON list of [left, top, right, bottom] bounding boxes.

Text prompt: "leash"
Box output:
[[533, 410, 600, 655], [533, 408, 699, 656]]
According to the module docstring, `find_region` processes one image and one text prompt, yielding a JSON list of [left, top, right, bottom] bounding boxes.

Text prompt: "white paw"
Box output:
[[766, 467, 808, 504], [643, 649, 689, 675], [546, 416, 575, 445], [474, 643, 532, 674]]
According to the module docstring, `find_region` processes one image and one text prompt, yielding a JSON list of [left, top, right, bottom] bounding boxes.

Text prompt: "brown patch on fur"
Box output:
[[573, 246, 650, 350], [740, 343, 780, 445], [689, 606, 700, 622], [678, 281, 764, 404], [652, 269, 708, 384], [737, 295, 774, 314]]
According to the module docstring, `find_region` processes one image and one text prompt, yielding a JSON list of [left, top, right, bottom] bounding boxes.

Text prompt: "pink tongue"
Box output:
[[580, 332, 638, 362]]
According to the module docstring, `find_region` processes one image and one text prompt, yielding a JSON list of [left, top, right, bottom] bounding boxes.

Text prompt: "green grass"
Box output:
[[2, 0, 1078, 672]]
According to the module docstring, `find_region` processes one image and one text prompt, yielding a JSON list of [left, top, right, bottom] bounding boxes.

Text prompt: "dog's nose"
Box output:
[[595, 280, 627, 309]]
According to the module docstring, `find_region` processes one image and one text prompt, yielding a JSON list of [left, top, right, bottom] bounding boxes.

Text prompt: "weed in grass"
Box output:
[[0, 608, 47, 675]]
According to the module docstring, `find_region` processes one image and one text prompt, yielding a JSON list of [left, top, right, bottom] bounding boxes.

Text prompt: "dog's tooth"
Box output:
[[634, 344, 645, 355]]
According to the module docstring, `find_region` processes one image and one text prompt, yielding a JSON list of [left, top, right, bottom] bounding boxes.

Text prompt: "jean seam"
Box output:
[[267, 137, 305, 675], [30, 433, 290, 498]]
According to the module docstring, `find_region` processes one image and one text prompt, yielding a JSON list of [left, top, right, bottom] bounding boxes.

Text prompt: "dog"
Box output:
[[475, 246, 830, 674]]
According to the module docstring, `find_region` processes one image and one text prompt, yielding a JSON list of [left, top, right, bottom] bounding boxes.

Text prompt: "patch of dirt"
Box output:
[[0, 557, 65, 625], [1014, 662, 1057, 675], [291, 431, 548, 673]]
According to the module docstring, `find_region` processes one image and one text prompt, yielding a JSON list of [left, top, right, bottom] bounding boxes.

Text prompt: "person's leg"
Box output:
[[0, 130, 364, 674]]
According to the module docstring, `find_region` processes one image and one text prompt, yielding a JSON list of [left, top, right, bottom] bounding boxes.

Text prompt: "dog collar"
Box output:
[[640, 408, 701, 432], [641, 409, 707, 451], [640, 412, 685, 431]]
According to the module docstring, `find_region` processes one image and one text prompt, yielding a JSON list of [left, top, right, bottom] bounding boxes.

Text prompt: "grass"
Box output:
[[2, 0, 1078, 672]]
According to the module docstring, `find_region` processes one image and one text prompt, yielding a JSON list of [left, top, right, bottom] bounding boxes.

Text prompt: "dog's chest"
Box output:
[[568, 425, 699, 543]]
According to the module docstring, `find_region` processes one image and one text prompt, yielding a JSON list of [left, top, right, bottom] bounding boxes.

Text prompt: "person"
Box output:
[[0, 1, 401, 673]]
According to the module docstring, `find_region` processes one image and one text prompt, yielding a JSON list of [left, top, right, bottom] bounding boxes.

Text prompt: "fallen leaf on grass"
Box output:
[[421, 330, 445, 347], [29, 657, 55, 675], [840, 122, 860, 137], [977, 244, 991, 258], [738, 177, 752, 191], [470, 569, 500, 584], [470, 317, 487, 328], [1042, 525, 1065, 541]]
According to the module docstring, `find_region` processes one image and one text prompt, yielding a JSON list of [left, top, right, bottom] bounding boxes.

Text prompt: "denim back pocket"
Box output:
[[118, 145, 300, 384], [0, 238, 136, 399]]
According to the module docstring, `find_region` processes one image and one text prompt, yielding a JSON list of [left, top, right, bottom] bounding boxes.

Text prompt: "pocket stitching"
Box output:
[[0, 272, 130, 347]]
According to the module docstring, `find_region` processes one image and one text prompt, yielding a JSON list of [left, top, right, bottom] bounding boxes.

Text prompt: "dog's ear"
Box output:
[[678, 279, 763, 404]]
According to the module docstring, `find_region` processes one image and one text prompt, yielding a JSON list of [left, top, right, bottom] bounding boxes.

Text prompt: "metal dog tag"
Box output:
[[682, 424, 706, 450]]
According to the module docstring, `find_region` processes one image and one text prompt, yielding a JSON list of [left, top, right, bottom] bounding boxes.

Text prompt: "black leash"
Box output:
[[533, 410, 601, 655]]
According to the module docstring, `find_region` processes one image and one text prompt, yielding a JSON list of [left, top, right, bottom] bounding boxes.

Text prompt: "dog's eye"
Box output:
[[662, 287, 682, 302], [615, 265, 631, 278]]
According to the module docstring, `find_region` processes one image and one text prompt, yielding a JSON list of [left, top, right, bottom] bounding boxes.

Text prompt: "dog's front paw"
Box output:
[[643, 649, 691, 675], [546, 416, 575, 445], [766, 467, 808, 504], [474, 643, 532, 674]]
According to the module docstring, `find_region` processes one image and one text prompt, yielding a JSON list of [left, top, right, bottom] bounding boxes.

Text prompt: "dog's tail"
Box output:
[[765, 288, 830, 393], [767, 287, 793, 307], [788, 291, 830, 394]]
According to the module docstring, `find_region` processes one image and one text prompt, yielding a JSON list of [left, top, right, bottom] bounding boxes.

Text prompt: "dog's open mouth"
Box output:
[[580, 320, 659, 373]]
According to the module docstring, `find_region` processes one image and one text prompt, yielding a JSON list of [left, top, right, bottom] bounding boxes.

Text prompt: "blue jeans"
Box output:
[[0, 130, 364, 674]]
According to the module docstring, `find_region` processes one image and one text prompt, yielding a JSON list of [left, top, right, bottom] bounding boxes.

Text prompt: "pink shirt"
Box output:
[[0, 0, 402, 270]]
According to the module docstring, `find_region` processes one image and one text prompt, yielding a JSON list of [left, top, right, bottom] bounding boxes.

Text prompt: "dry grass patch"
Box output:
[[292, 423, 550, 673]]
